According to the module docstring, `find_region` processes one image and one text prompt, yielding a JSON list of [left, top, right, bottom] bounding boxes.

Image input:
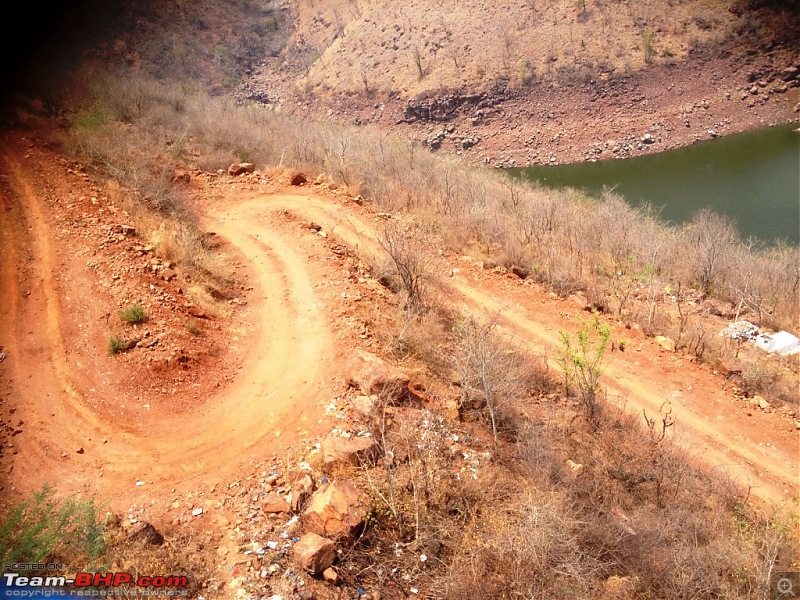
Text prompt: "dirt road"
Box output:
[[0, 134, 796, 514]]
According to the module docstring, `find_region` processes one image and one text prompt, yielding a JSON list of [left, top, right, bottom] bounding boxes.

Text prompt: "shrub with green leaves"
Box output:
[[556, 317, 611, 426], [107, 335, 128, 355], [119, 304, 146, 324], [0, 486, 106, 566]]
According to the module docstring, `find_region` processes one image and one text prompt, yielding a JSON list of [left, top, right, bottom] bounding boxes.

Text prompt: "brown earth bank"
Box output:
[[249, 48, 800, 167], [225, 0, 800, 166]]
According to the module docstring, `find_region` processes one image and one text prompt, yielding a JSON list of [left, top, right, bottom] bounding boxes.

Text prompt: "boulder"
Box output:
[[321, 435, 379, 470], [566, 459, 584, 478], [289, 171, 307, 186], [654, 336, 676, 352], [302, 481, 367, 539], [510, 265, 529, 280], [293, 533, 336, 574], [228, 163, 255, 176], [569, 292, 590, 311], [289, 472, 315, 512], [127, 521, 164, 546], [780, 66, 800, 81], [261, 492, 291, 514], [351, 395, 377, 417], [345, 349, 410, 397], [715, 358, 742, 377]]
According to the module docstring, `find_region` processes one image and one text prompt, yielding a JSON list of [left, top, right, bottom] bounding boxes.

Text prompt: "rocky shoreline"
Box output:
[[244, 49, 799, 169]]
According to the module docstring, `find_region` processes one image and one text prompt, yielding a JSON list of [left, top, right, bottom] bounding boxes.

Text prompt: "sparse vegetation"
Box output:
[[642, 29, 655, 64], [377, 219, 438, 309], [0, 485, 105, 566], [107, 335, 128, 355], [56, 72, 798, 406], [557, 317, 611, 426], [118, 303, 146, 324]]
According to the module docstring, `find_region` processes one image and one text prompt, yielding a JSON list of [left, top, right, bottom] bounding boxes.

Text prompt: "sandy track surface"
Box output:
[[0, 145, 336, 505], [228, 191, 799, 505], [0, 137, 796, 512]]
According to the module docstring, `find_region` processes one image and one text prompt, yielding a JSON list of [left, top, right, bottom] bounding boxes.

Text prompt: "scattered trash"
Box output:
[[135, 481, 146, 486], [191, 508, 203, 517], [420, 554, 428, 562], [0, 349, 7, 363], [266, 541, 278, 550], [755, 331, 800, 355], [720, 320, 758, 340]]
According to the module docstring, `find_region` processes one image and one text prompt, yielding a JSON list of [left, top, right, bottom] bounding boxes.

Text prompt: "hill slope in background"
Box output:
[[4, 0, 797, 166]]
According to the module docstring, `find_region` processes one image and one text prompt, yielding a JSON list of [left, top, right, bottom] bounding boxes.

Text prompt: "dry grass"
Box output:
[[56, 71, 798, 404], [286, 0, 747, 97]]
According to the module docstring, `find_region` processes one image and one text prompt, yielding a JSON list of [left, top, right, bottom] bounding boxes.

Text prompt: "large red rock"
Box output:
[[345, 350, 410, 397], [321, 435, 379, 471], [293, 533, 336, 574], [302, 481, 367, 539], [261, 492, 291, 514], [228, 163, 255, 176]]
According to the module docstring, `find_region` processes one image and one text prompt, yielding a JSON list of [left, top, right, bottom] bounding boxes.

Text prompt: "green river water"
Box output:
[[508, 123, 800, 245]]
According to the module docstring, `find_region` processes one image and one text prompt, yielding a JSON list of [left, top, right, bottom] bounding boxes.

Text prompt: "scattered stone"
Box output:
[[641, 133, 655, 144], [307, 222, 322, 232], [191, 507, 204, 517], [76, 447, 84, 454], [228, 163, 256, 176], [345, 349, 410, 397], [187, 306, 208, 319], [121, 225, 136, 236], [321, 435, 379, 470], [289, 171, 307, 186], [757, 396, 771, 410], [654, 336, 676, 352], [303, 481, 367, 540], [322, 567, 339, 583], [780, 66, 800, 81], [127, 521, 164, 546], [293, 533, 336, 574], [261, 493, 291, 514]]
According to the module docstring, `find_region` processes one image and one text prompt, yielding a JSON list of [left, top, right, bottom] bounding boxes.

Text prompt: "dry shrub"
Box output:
[[443, 490, 592, 599], [377, 218, 440, 309], [58, 71, 798, 346]]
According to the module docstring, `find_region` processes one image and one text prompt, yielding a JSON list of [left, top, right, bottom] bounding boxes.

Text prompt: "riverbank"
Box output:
[[256, 47, 799, 168]]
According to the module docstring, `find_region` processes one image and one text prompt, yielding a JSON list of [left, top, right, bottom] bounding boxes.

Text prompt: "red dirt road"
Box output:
[[0, 132, 797, 517]]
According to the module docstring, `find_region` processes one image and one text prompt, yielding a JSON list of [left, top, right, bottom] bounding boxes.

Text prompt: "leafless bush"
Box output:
[[453, 316, 531, 444], [378, 219, 439, 309]]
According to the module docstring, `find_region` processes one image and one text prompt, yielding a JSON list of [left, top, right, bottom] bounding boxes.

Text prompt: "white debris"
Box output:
[[720, 320, 758, 340], [755, 331, 800, 355]]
